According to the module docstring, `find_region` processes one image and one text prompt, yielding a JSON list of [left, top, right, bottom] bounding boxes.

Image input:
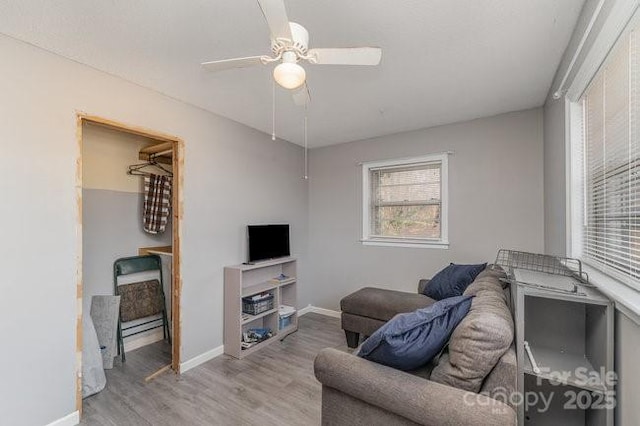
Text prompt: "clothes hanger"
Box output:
[[127, 158, 173, 177]]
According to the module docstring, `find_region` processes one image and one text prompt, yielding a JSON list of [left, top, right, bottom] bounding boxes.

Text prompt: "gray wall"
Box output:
[[305, 108, 544, 310], [543, 97, 567, 256], [615, 312, 640, 425], [542, 1, 640, 423], [543, 0, 617, 256], [82, 189, 171, 313], [82, 124, 172, 316], [0, 34, 307, 426], [82, 123, 173, 348]]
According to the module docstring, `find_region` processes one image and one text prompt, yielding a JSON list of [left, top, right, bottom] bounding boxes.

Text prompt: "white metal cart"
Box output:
[[495, 250, 615, 426]]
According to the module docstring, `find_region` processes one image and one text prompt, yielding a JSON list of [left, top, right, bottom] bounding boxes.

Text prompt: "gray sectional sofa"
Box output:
[[314, 267, 517, 426]]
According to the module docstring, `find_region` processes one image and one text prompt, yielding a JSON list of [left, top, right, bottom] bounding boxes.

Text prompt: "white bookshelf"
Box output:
[[224, 257, 298, 359]]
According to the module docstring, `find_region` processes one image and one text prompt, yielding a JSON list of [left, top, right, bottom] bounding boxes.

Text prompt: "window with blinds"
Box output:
[[362, 154, 449, 247], [578, 28, 640, 289]]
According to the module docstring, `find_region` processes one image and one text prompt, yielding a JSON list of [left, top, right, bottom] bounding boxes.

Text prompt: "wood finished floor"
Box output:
[[81, 313, 347, 425]]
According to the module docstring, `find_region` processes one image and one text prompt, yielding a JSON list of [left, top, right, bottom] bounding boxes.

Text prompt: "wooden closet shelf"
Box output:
[[139, 142, 173, 165]]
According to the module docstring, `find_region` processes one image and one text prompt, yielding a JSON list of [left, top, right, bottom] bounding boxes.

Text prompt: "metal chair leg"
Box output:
[[163, 309, 172, 345], [117, 318, 126, 363]]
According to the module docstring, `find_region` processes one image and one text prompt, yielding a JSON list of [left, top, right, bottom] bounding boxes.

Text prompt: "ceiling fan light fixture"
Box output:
[[273, 62, 306, 90]]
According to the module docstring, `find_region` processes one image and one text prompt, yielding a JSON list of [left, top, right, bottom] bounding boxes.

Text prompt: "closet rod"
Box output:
[[150, 149, 173, 158], [140, 141, 173, 155]]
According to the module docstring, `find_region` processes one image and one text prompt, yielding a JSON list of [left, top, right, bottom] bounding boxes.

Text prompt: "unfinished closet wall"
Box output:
[[82, 123, 172, 349]]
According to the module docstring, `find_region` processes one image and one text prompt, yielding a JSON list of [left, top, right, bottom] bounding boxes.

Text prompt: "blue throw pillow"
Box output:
[[357, 295, 473, 371], [423, 263, 487, 300]]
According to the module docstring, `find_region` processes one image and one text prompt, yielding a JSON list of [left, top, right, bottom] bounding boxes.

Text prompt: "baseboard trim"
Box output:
[[179, 344, 224, 373], [178, 306, 340, 373], [46, 411, 79, 426], [298, 304, 313, 316], [298, 304, 341, 319], [123, 329, 164, 353]]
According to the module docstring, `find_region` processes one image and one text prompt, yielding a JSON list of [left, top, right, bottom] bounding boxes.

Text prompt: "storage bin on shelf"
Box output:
[[242, 292, 274, 315], [278, 304, 296, 329]]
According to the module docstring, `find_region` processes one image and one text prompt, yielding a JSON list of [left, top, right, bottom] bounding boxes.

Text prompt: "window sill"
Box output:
[[582, 264, 640, 326], [360, 238, 449, 249]]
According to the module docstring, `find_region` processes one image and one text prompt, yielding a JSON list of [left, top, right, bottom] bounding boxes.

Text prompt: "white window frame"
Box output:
[[361, 153, 449, 249], [568, 8, 640, 284], [566, 1, 640, 321]]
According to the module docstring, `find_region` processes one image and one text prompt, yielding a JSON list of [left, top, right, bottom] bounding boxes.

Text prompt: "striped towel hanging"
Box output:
[[143, 174, 172, 234]]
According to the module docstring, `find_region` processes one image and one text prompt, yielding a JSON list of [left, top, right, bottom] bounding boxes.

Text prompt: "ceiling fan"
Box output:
[[201, 0, 382, 106]]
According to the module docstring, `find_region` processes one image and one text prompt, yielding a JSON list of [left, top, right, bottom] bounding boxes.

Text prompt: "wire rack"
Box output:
[[494, 250, 591, 293]]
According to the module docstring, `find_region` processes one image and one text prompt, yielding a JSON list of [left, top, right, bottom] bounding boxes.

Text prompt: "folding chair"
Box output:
[[114, 255, 171, 362]]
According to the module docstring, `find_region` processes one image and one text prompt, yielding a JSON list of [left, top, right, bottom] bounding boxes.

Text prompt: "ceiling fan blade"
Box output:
[[257, 0, 293, 42], [292, 83, 311, 106], [201, 56, 264, 72], [307, 47, 382, 66]]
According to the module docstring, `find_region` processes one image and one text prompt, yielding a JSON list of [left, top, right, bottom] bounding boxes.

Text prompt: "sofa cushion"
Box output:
[[423, 263, 487, 300], [341, 287, 435, 321], [430, 271, 513, 392], [481, 345, 517, 408], [474, 266, 508, 284], [357, 295, 473, 371]]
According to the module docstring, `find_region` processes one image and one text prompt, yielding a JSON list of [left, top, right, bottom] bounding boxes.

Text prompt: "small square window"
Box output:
[[361, 154, 449, 248]]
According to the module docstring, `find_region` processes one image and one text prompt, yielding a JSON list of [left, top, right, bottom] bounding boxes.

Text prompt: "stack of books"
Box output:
[[241, 327, 273, 350]]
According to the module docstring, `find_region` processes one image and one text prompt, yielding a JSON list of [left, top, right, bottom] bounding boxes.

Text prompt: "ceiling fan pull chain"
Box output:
[[304, 108, 308, 180], [272, 79, 276, 141]]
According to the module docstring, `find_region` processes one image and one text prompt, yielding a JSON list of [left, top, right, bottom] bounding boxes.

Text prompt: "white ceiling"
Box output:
[[0, 0, 584, 147]]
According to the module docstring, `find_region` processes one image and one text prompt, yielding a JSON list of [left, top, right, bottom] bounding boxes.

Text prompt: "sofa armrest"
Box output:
[[417, 278, 430, 294], [314, 348, 515, 426]]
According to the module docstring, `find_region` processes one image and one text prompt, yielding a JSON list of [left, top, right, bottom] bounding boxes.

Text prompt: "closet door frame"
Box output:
[[75, 113, 184, 413]]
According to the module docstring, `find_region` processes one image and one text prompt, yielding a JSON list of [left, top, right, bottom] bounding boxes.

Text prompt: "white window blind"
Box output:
[[580, 29, 640, 289], [370, 163, 442, 239]]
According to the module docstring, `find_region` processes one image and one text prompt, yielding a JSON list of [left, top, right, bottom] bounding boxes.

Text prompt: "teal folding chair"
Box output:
[[114, 255, 171, 362]]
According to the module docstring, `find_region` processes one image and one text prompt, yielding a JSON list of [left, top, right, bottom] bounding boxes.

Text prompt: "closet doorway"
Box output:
[[75, 114, 183, 412]]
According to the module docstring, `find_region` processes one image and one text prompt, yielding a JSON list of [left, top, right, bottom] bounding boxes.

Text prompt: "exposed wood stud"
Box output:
[[144, 364, 172, 382], [78, 114, 178, 142], [75, 114, 84, 416], [172, 139, 184, 372]]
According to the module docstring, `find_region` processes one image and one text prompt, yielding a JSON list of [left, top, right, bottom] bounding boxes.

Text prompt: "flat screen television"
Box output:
[[248, 224, 290, 263]]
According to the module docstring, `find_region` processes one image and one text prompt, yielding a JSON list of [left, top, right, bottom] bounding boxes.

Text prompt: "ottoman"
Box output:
[[340, 284, 436, 348]]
